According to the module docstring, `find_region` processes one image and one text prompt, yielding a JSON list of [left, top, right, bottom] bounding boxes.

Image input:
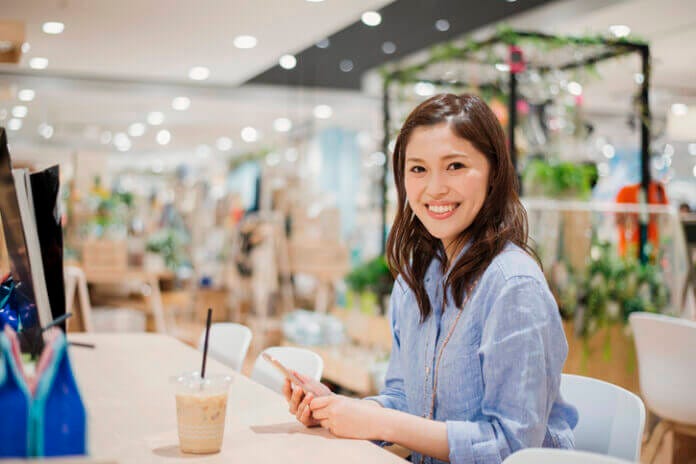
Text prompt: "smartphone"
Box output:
[[261, 352, 326, 396]]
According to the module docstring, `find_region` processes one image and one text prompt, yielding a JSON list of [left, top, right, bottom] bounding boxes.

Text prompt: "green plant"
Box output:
[[145, 228, 189, 270], [523, 159, 595, 198], [345, 256, 394, 313]]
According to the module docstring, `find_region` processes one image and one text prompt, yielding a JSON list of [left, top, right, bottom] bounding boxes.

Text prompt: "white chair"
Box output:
[[199, 323, 252, 373], [251, 346, 323, 394], [629, 312, 696, 463], [504, 448, 633, 463], [64, 265, 93, 332], [560, 374, 645, 461]]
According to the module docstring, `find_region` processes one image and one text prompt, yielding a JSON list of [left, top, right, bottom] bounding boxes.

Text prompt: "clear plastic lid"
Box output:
[[171, 372, 234, 396]]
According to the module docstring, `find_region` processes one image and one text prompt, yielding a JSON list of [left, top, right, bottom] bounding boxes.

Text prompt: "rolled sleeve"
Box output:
[[445, 276, 568, 464]]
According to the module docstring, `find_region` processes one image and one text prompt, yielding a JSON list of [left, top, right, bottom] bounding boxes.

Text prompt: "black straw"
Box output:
[[200, 308, 213, 380], [43, 312, 72, 332]]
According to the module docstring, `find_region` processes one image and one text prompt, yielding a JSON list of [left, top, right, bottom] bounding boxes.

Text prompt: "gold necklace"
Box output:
[[419, 280, 478, 464]]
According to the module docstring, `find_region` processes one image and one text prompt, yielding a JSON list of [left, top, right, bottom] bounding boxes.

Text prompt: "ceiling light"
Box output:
[[279, 54, 297, 70], [609, 25, 631, 38], [216, 137, 233, 151], [128, 123, 146, 137], [313, 105, 332, 119], [241, 127, 258, 143], [29, 57, 48, 69], [361, 11, 382, 27], [339, 59, 354, 72], [7, 119, 22, 131], [495, 63, 510, 72], [435, 19, 450, 32], [38, 123, 53, 139], [188, 66, 210, 81], [100, 131, 112, 144], [316, 38, 330, 49], [382, 41, 396, 54], [113, 132, 131, 151], [671, 103, 688, 116], [634, 73, 644, 85], [414, 82, 435, 97], [21, 42, 30, 53], [18, 89, 35, 102], [273, 117, 292, 132], [156, 129, 171, 145], [567, 81, 583, 96], [42, 21, 65, 34], [147, 111, 164, 125], [689, 143, 696, 156], [12, 105, 28, 118], [234, 35, 257, 49], [172, 97, 190, 111]]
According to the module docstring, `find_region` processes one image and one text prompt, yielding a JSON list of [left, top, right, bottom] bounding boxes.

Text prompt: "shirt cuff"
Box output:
[[363, 394, 396, 410], [446, 420, 477, 464]]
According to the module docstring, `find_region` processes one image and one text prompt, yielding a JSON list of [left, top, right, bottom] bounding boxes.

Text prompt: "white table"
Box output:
[[67, 333, 405, 463]]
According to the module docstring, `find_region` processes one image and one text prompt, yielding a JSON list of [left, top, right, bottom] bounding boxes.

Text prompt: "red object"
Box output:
[[615, 182, 668, 258], [508, 45, 525, 74]]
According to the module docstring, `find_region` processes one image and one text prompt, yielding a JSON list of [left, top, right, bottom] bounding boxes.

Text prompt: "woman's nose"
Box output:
[[426, 171, 449, 196]]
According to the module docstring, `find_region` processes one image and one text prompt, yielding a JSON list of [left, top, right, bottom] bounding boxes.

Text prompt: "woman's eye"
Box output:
[[409, 166, 426, 173], [447, 162, 465, 171]]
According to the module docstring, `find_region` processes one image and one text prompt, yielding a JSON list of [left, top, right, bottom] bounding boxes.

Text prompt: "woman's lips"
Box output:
[[425, 203, 460, 220]]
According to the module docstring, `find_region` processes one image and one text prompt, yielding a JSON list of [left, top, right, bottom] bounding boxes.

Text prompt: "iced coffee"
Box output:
[[173, 373, 232, 454]]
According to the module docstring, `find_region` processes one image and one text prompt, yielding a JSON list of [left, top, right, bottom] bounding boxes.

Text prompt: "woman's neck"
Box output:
[[441, 236, 466, 271]]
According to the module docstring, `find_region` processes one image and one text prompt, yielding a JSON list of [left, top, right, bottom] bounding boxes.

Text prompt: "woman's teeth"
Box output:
[[428, 204, 457, 213]]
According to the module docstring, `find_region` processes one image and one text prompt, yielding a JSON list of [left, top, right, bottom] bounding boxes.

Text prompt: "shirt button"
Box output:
[[426, 366, 431, 375]]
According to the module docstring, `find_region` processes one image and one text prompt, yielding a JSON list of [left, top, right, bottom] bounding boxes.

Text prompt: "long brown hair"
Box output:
[[386, 93, 536, 321]]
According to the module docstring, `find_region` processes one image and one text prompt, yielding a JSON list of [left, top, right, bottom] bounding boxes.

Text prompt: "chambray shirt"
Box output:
[[366, 243, 578, 464]]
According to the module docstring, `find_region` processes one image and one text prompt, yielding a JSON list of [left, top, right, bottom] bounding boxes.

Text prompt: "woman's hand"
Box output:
[[310, 395, 386, 440], [282, 373, 332, 428]]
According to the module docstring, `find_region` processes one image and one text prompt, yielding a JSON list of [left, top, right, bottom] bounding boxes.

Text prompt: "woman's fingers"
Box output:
[[282, 378, 292, 402], [296, 393, 314, 424], [289, 385, 304, 414], [312, 407, 328, 420]]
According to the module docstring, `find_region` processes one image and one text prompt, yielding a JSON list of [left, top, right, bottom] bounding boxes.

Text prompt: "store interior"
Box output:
[[0, 0, 695, 462]]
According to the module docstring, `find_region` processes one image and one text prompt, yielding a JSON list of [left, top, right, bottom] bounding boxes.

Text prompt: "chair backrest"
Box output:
[[63, 265, 93, 332], [504, 448, 633, 464], [199, 323, 252, 373], [560, 374, 645, 462], [251, 346, 323, 394], [629, 312, 696, 425]]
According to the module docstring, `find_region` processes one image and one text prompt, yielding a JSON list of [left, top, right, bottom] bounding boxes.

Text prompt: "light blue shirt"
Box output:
[[366, 243, 578, 463]]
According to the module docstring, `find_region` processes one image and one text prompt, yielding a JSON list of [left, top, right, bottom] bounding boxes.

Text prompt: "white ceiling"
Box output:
[[1, 0, 392, 84]]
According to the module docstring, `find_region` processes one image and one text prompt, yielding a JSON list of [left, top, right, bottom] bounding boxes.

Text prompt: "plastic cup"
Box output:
[[172, 372, 233, 454]]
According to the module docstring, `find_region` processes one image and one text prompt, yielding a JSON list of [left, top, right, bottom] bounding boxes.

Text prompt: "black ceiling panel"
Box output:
[[248, 0, 558, 90]]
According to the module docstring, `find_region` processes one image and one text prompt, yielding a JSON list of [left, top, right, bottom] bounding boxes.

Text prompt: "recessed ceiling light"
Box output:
[[382, 41, 396, 54], [172, 97, 190, 111], [7, 119, 22, 131], [188, 66, 210, 81], [42, 21, 65, 34], [689, 143, 696, 156], [313, 105, 332, 119], [29, 57, 48, 69], [147, 111, 164, 125], [156, 129, 171, 145], [38, 123, 53, 139], [339, 59, 354, 72], [316, 38, 330, 49], [216, 137, 233, 151], [361, 11, 382, 27], [414, 82, 435, 97], [602, 144, 616, 159], [128, 123, 146, 137], [609, 24, 631, 38], [18, 89, 35, 102], [634, 73, 644, 85], [567, 81, 583, 96], [671, 103, 688, 116], [21, 42, 30, 53], [279, 54, 297, 70], [113, 132, 132, 152], [12, 105, 28, 118], [241, 127, 258, 143], [435, 19, 450, 32], [234, 35, 257, 49], [273, 117, 292, 132]]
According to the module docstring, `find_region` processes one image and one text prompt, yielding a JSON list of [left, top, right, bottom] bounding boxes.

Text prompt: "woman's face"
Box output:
[[404, 123, 491, 250]]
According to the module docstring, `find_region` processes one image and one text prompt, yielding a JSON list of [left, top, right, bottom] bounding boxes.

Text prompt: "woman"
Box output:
[[283, 94, 578, 463]]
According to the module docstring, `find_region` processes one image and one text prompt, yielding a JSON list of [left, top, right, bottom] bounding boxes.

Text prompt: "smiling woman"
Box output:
[[285, 94, 579, 464]]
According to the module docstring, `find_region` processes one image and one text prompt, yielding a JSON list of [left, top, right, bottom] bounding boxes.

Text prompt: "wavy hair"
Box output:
[[386, 93, 537, 320]]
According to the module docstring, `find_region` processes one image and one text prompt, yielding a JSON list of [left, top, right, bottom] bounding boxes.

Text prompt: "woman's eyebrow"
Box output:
[[405, 153, 469, 163]]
